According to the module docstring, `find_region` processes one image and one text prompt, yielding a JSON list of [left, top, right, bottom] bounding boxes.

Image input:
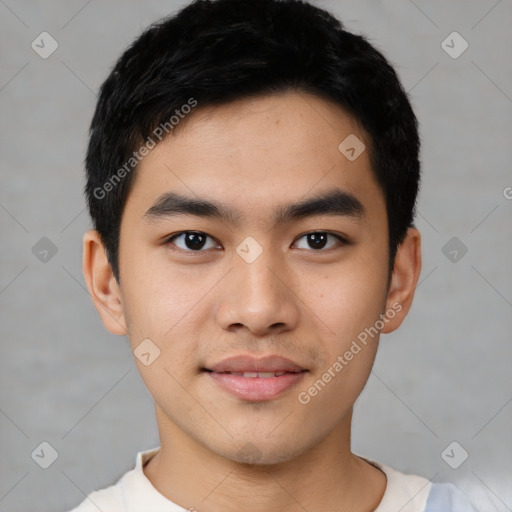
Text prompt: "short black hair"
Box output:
[[85, 0, 420, 284]]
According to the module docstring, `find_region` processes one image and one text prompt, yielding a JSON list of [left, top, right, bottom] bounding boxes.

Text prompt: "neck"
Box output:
[[143, 405, 387, 512]]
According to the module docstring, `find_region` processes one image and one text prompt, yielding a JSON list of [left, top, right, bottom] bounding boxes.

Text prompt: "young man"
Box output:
[[71, 0, 476, 510]]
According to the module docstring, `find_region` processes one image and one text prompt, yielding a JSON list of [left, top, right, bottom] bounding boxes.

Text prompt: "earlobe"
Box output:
[[381, 227, 422, 334], [82, 229, 128, 336]]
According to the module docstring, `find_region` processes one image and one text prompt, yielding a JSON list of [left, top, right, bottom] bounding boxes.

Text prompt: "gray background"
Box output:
[[0, 1, 511, 511]]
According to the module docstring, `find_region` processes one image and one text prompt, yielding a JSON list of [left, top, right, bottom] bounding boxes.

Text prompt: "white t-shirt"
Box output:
[[67, 447, 476, 512]]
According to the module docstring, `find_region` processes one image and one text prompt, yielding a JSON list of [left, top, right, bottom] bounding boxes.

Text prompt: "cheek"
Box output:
[[121, 251, 201, 334], [302, 259, 388, 345], [294, 346, 377, 441], [121, 264, 223, 388]]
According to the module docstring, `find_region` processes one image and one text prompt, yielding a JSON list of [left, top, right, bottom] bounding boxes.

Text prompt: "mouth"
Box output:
[[210, 371, 292, 378], [202, 355, 308, 401]]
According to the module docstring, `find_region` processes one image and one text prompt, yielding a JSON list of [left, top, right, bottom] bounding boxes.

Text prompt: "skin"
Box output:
[[83, 91, 422, 512]]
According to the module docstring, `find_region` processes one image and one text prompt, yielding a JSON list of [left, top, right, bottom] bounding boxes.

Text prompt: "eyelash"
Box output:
[[164, 231, 349, 253]]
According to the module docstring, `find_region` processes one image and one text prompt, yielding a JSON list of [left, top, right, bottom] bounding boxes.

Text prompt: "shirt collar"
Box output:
[[121, 448, 432, 512]]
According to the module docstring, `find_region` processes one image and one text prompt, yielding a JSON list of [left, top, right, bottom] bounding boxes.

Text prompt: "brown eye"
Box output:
[[294, 232, 346, 250], [167, 231, 219, 251]]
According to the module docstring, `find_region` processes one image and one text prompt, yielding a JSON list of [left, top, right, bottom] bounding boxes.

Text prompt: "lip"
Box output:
[[203, 355, 307, 401], [207, 355, 306, 373]]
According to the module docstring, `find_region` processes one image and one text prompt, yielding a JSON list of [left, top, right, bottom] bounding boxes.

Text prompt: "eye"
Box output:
[[165, 230, 347, 253], [166, 231, 220, 252], [294, 231, 346, 250]]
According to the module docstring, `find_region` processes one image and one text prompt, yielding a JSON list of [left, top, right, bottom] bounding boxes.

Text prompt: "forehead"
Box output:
[[123, 91, 384, 224]]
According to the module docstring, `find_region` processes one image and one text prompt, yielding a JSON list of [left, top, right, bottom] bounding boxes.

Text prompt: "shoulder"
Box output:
[[425, 482, 476, 512], [64, 447, 162, 512], [359, 456, 432, 512], [359, 455, 476, 512]]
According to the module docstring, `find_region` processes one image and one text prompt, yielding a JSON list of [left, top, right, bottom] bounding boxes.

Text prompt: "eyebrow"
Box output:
[[142, 188, 366, 226]]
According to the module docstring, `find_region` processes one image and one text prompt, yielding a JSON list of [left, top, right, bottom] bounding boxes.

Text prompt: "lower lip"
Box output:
[[207, 372, 306, 401]]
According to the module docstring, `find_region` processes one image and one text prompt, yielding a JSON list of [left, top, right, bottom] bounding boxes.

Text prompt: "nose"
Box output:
[[214, 250, 300, 337]]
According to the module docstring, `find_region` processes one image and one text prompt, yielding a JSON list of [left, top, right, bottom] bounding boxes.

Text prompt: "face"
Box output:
[[85, 91, 420, 465]]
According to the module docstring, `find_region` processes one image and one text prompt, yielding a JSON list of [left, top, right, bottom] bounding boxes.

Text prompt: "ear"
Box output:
[[82, 229, 128, 335], [381, 227, 422, 334]]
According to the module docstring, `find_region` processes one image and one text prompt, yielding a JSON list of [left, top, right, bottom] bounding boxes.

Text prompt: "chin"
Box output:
[[212, 434, 317, 466]]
